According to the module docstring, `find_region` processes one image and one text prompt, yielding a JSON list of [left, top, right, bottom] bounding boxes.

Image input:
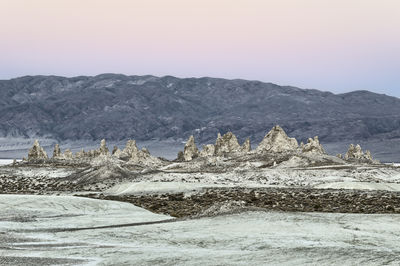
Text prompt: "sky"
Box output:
[[1, 0, 399, 97]]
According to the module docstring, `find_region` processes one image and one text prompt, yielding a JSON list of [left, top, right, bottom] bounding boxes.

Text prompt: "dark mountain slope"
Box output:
[[1, 74, 400, 145]]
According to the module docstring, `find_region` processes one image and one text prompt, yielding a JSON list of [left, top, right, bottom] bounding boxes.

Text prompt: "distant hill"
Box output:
[[1, 74, 400, 149]]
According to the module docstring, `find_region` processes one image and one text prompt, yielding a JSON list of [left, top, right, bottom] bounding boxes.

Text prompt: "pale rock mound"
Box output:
[[52, 144, 77, 160], [302, 136, 325, 154], [99, 139, 109, 155], [182, 135, 199, 161], [115, 139, 161, 166], [241, 138, 251, 153], [75, 149, 86, 159], [83, 139, 110, 158], [344, 144, 374, 162], [214, 132, 242, 156], [63, 149, 74, 159], [199, 144, 216, 157], [256, 125, 298, 153], [53, 144, 61, 158], [28, 140, 48, 161]]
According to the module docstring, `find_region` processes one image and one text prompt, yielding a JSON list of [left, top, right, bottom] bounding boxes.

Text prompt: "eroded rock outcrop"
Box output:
[[53, 144, 61, 158], [75, 149, 86, 159], [302, 136, 325, 154], [256, 126, 298, 153], [99, 139, 109, 155], [63, 149, 74, 160], [199, 144, 216, 157], [214, 132, 242, 156], [183, 136, 199, 161], [344, 144, 374, 162], [28, 140, 48, 161], [241, 138, 251, 153], [114, 139, 161, 165]]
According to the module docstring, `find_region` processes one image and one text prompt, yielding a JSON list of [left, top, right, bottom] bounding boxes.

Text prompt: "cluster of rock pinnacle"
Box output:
[[27, 138, 160, 165], [26, 125, 374, 164], [337, 144, 373, 162], [178, 125, 328, 162]]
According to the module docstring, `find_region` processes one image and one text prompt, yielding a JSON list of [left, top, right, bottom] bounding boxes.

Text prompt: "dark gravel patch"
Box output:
[[82, 187, 400, 218], [0, 256, 87, 266]]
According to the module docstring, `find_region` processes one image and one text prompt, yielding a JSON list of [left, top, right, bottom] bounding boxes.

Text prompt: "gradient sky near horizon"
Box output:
[[1, 0, 399, 97]]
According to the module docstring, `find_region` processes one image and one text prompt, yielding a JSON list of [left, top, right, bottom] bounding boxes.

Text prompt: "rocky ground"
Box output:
[[1, 126, 400, 220], [82, 187, 400, 218]]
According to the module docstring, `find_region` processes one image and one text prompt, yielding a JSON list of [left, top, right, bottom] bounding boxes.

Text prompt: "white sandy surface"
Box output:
[[1, 194, 400, 265], [314, 181, 400, 191], [0, 159, 21, 166]]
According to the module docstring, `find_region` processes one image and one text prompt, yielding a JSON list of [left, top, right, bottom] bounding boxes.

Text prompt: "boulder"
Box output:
[[302, 136, 325, 154], [28, 140, 48, 161], [256, 126, 298, 153]]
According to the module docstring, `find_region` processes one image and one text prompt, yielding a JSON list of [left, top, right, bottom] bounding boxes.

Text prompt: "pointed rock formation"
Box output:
[[53, 144, 61, 158], [63, 149, 73, 159], [99, 139, 109, 155], [75, 149, 86, 159], [28, 140, 48, 161], [364, 150, 373, 161], [241, 138, 251, 153], [344, 144, 363, 160], [177, 151, 185, 161], [114, 139, 161, 165], [344, 144, 374, 162], [302, 136, 325, 154], [113, 139, 137, 160], [183, 135, 199, 161], [199, 144, 216, 157], [214, 132, 241, 156], [256, 126, 298, 153]]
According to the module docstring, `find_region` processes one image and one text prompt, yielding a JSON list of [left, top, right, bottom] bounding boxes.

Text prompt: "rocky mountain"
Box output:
[[1, 74, 400, 147]]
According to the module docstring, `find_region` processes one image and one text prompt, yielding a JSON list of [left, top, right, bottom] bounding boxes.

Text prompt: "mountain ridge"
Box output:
[[1, 74, 400, 147]]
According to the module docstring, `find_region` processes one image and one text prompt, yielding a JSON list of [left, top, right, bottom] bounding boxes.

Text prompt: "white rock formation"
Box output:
[[53, 144, 61, 158], [63, 149, 73, 159], [214, 132, 242, 156], [28, 140, 48, 161], [114, 139, 161, 165], [344, 144, 374, 162], [256, 126, 298, 153], [241, 138, 251, 153], [364, 150, 373, 161], [99, 139, 109, 155], [302, 136, 325, 154], [199, 144, 216, 157], [82, 139, 110, 158], [75, 149, 86, 159], [183, 135, 199, 161]]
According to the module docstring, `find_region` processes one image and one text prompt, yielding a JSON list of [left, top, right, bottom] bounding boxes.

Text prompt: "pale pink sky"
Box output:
[[1, 0, 399, 96]]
